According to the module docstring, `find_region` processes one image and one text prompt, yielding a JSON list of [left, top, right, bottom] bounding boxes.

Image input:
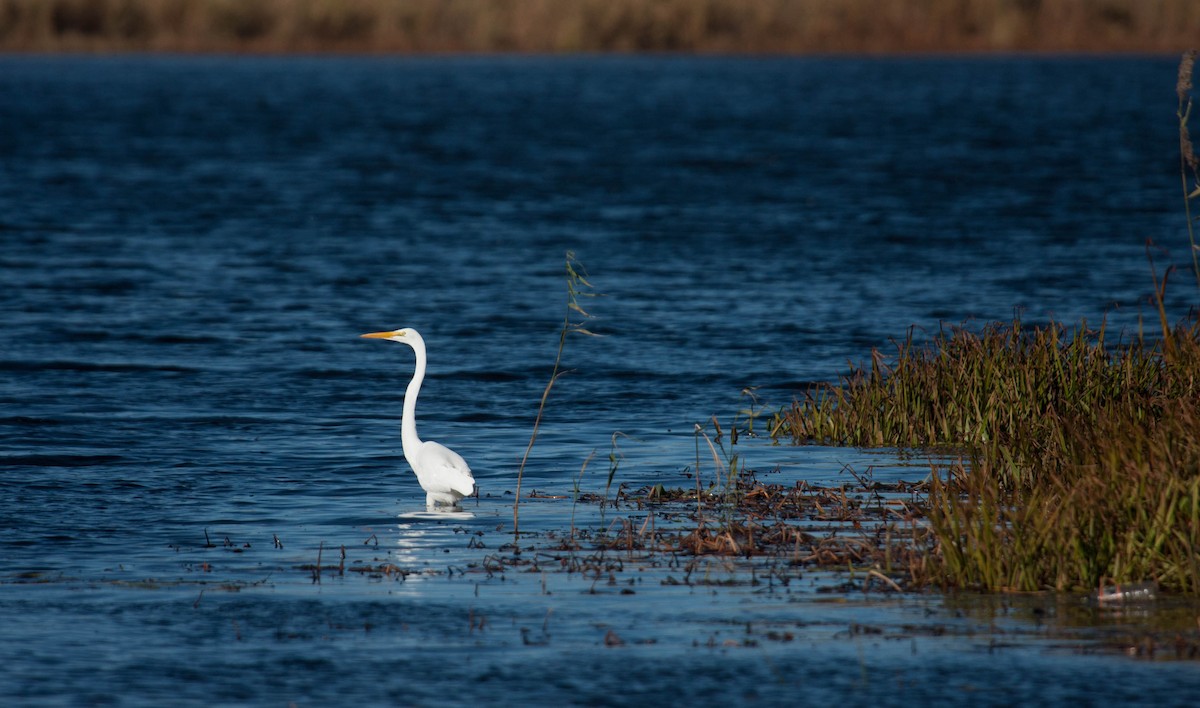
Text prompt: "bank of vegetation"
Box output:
[[0, 0, 1197, 54], [495, 54, 1200, 598], [772, 52, 1200, 594]]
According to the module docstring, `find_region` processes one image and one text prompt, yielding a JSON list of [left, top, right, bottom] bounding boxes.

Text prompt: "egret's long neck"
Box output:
[[401, 341, 426, 457]]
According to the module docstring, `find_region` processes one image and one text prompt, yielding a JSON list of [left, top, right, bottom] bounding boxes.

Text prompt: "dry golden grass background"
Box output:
[[1, 0, 1196, 54]]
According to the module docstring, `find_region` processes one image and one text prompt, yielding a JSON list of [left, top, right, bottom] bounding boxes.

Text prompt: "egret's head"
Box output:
[[360, 327, 422, 346]]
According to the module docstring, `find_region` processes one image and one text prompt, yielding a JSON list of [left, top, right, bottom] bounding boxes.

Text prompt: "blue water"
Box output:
[[3, 55, 1199, 705]]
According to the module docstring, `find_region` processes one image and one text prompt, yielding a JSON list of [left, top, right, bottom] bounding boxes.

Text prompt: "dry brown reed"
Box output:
[[522, 469, 931, 592], [1, 0, 1197, 54]]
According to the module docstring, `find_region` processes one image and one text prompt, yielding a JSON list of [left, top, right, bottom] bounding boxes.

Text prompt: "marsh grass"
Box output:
[[773, 283, 1200, 592], [927, 402, 1200, 593], [928, 53, 1200, 594], [775, 313, 1199, 480], [773, 301, 1200, 593]]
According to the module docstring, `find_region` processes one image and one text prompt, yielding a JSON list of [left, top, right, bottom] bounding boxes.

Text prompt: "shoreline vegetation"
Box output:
[[1, 0, 1198, 55], [770, 51, 1200, 594], [510, 53, 1200, 600]]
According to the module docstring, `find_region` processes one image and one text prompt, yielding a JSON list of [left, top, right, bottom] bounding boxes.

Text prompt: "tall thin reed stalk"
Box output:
[[513, 251, 598, 537], [1179, 50, 1200, 288]]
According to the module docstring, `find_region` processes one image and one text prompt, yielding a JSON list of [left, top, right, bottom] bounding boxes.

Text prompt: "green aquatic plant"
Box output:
[[597, 431, 634, 527], [775, 305, 1200, 593], [690, 417, 749, 527], [733, 386, 767, 440], [567, 450, 596, 546], [604, 432, 628, 503], [775, 316, 1183, 484], [924, 395, 1200, 593]]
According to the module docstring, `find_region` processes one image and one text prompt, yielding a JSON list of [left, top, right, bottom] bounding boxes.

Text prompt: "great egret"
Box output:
[[360, 328, 475, 509]]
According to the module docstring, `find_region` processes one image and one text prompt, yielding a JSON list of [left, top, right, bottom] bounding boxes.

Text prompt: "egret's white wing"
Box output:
[[413, 441, 474, 498]]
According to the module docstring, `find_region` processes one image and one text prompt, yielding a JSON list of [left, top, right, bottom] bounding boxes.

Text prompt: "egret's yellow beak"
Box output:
[[360, 330, 401, 339]]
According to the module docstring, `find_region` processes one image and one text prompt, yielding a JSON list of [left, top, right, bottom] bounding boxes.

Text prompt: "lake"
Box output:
[[2, 54, 1199, 705]]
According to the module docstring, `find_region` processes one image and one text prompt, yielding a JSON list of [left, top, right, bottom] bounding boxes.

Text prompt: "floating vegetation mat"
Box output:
[[493, 473, 930, 593]]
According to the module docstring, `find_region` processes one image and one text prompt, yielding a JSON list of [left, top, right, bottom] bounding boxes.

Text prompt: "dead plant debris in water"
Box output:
[[476, 469, 934, 595]]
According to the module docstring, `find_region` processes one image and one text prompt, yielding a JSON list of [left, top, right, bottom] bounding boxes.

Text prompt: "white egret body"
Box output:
[[360, 328, 475, 509]]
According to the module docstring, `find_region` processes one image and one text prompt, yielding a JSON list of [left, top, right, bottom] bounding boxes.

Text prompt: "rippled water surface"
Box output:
[[3, 55, 1200, 705]]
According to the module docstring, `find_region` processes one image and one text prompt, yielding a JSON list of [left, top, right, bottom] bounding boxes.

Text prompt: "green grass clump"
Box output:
[[775, 315, 1200, 593], [927, 396, 1200, 593], [774, 317, 1196, 485]]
